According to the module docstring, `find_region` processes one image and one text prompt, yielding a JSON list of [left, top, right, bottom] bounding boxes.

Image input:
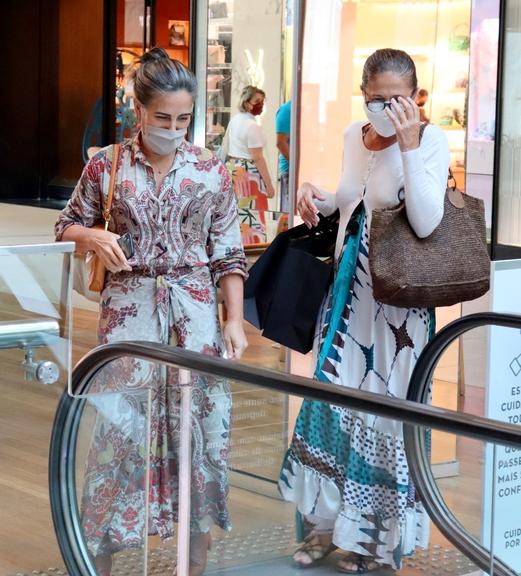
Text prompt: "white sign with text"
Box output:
[[483, 259, 521, 568]]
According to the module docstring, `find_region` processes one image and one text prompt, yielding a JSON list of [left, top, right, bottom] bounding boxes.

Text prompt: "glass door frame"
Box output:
[[489, 0, 521, 261], [101, 0, 163, 147]]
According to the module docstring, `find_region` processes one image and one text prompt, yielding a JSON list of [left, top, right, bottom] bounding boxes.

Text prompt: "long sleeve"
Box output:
[[55, 150, 107, 240], [314, 188, 338, 216], [402, 125, 450, 238], [208, 161, 248, 285], [312, 133, 351, 217]]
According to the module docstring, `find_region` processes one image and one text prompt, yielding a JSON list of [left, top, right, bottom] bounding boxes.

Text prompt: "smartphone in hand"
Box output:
[[117, 232, 135, 259]]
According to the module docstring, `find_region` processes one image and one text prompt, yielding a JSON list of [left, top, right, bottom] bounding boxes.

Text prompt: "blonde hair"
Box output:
[[238, 85, 266, 112]]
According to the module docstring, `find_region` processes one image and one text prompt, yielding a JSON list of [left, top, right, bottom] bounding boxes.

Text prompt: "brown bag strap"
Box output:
[[102, 143, 120, 231]]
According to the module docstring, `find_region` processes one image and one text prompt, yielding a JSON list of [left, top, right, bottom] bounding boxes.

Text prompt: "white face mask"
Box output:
[[142, 125, 187, 155], [363, 101, 396, 138]]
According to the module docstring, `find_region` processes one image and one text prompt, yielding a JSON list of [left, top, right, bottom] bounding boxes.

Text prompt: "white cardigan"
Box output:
[[314, 122, 451, 258]]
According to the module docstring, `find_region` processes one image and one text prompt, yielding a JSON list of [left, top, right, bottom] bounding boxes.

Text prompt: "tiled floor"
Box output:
[[12, 543, 481, 576]]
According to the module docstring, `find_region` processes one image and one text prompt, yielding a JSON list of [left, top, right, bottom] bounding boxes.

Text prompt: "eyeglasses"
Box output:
[[365, 92, 415, 113]]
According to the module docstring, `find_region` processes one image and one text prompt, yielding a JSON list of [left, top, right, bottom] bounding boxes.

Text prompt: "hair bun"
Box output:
[[140, 47, 170, 65]]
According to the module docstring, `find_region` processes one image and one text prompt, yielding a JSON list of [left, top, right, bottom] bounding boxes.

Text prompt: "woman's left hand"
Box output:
[[385, 96, 421, 152], [222, 319, 248, 360]]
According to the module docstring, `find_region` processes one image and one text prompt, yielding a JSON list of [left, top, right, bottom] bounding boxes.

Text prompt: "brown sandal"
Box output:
[[336, 552, 383, 574], [292, 532, 337, 569]]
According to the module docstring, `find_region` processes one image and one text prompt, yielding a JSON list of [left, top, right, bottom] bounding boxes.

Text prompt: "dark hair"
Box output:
[[361, 48, 418, 92], [417, 88, 429, 98], [128, 47, 198, 106]]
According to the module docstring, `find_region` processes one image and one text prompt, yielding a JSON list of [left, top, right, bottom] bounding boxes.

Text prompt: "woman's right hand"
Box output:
[[90, 229, 132, 273], [265, 182, 276, 199], [297, 182, 325, 228]]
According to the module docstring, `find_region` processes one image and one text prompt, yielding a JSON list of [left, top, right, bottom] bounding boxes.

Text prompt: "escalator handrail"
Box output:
[[68, 336, 521, 448], [51, 312, 521, 576], [404, 311, 521, 576]]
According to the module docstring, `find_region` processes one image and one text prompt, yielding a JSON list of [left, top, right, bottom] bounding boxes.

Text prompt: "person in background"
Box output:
[[221, 85, 276, 210], [55, 47, 248, 576], [279, 48, 449, 573], [276, 100, 291, 213], [415, 87, 430, 123]]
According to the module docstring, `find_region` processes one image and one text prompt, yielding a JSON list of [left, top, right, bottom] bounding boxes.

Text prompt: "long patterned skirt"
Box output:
[[279, 209, 434, 570], [80, 269, 232, 557], [226, 157, 269, 244]]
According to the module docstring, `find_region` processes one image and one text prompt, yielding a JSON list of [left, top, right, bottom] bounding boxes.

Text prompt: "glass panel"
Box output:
[[64, 356, 155, 575], [466, 0, 500, 238], [429, 358, 494, 569], [0, 243, 72, 575], [0, 244, 72, 389], [51, 341, 521, 574], [205, 0, 235, 153], [497, 0, 521, 250], [426, 321, 521, 576], [74, 388, 151, 575], [179, 365, 488, 575]]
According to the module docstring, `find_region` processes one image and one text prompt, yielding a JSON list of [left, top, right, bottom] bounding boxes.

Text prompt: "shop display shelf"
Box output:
[[208, 64, 232, 71]]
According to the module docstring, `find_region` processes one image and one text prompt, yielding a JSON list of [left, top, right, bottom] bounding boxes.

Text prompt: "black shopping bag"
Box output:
[[244, 211, 339, 354]]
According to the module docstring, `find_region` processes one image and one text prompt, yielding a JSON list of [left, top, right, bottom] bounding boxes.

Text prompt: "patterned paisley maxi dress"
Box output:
[[278, 121, 450, 570], [55, 137, 247, 556]]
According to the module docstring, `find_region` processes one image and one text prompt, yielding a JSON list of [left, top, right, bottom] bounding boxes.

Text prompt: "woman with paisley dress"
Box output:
[[55, 48, 248, 576]]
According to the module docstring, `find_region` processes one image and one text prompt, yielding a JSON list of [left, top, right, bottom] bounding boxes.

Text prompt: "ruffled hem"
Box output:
[[334, 503, 429, 569], [279, 454, 429, 570], [279, 458, 341, 520]]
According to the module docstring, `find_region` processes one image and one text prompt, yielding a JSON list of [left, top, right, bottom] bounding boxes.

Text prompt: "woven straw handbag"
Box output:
[[369, 171, 490, 308]]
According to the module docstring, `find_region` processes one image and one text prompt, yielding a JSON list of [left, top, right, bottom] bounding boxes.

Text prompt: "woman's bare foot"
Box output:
[[188, 531, 212, 576], [292, 531, 336, 568], [93, 553, 112, 576]]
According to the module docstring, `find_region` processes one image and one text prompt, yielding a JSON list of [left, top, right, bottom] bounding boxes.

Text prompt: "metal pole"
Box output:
[[177, 368, 192, 576], [287, 0, 306, 229]]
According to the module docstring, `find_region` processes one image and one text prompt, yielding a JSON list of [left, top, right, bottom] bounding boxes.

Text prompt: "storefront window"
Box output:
[[201, 0, 292, 245], [466, 0, 500, 238], [299, 0, 472, 195], [206, 2, 234, 152]]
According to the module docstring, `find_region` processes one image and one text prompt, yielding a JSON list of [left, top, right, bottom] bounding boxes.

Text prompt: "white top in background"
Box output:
[[226, 112, 266, 159]]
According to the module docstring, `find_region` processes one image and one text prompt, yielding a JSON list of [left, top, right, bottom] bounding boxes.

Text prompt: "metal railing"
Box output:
[[404, 312, 521, 576], [49, 313, 521, 576]]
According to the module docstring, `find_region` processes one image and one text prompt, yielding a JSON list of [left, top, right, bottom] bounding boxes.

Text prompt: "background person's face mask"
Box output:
[[250, 101, 264, 116], [142, 124, 187, 155], [363, 101, 396, 138]]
